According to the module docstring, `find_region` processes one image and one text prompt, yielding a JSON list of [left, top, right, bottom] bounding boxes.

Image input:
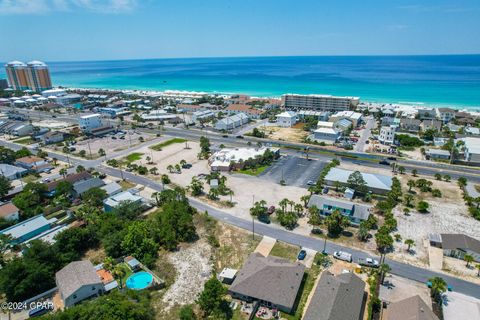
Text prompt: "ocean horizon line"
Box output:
[[2, 53, 480, 65]]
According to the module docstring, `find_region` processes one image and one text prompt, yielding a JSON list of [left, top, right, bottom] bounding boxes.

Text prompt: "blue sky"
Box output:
[[1, 0, 479, 61]]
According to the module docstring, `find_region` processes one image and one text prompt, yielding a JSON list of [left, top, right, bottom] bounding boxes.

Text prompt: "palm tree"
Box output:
[[103, 257, 115, 272], [300, 195, 311, 208], [59, 168, 67, 178], [378, 263, 391, 285], [464, 254, 474, 267], [180, 159, 187, 167], [443, 174, 451, 182], [404, 239, 415, 252], [167, 165, 174, 173], [407, 180, 416, 192], [98, 148, 106, 159], [146, 156, 151, 164], [476, 264, 480, 277], [428, 276, 447, 304], [403, 194, 414, 207], [412, 169, 418, 177], [175, 164, 181, 173], [149, 167, 158, 175], [226, 189, 234, 203], [294, 203, 304, 216], [113, 264, 126, 289], [398, 166, 406, 174], [279, 198, 289, 214]]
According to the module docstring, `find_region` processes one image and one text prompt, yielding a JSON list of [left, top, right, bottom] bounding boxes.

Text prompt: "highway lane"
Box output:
[[1, 139, 479, 299]]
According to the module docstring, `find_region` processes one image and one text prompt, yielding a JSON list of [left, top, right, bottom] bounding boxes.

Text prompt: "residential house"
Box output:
[[324, 168, 392, 195], [275, 111, 297, 127], [0, 163, 28, 180], [400, 118, 421, 132], [463, 137, 480, 164], [429, 233, 480, 262], [436, 108, 456, 124], [73, 178, 105, 198], [215, 113, 249, 131], [420, 119, 442, 132], [447, 123, 462, 133], [228, 252, 305, 313], [225, 104, 265, 119], [384, 295, 439, 320], [45, 171, 93, 197], [39, 131, 65, 145], [0, 215, 53, 245], [297, 110, 330, 121], [15, 156, 52, 173], [329, 111, 362, 127], [79, 114, 102, 133], [426, 149, 450, 160], [417, 108, 437, 120], [55, 260, 104, 308], [303, 271, 366, 320], [192, 110, 215, 123], [0, 202, 19, 221], [307, 195, 371, 225], [103, 191, 144, 212], [382, 108, 396, 118], [100, 182, 122, 196], [334, 118, 353, 133], [379, 126, 396, 145], [456, 111, 476, 126]]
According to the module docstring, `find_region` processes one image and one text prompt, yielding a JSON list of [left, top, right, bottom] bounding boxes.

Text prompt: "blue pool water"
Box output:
[[125, 271, 153, 290]]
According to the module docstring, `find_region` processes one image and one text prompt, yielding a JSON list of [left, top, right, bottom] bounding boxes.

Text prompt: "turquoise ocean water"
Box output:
[[1, 55, 480, 109]]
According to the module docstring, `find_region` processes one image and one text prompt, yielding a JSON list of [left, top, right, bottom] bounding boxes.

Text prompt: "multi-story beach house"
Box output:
[[379, 125, 396, 145], [282, 94, 359, 112]]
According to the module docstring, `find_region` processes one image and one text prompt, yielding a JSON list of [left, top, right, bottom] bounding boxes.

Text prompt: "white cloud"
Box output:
[[0, 0, 137, 15]]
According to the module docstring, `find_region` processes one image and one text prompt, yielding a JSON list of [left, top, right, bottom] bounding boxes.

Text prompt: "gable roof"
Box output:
[[46, 171, 92, 192], [386, 295, 439, 320], [228, 252, 305, 310], [16, 156, 43, 164], [56, 260, 102, 299], [73, 177, 105, 195], [440, 234, 480, 254], [303, 271, 366, 320], [307, 195, 371, 221]]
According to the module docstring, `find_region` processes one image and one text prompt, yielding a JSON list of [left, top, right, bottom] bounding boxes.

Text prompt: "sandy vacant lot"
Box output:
[[125, 141, 310, 222], [258, 125, 308, 143]]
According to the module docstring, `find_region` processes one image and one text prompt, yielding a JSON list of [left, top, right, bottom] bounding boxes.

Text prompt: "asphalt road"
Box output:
[[1, 138, 479, 299]]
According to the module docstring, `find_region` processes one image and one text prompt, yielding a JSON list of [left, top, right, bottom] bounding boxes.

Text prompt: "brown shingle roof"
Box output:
[[16, 156, 43, 164], [47, 171, 92, 192], [385, 295, 439, 320], [228, 252, 305, 310], [0, 203, 19, 218]]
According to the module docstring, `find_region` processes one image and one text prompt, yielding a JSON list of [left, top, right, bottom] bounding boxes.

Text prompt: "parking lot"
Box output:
[[74, 131, 155, 156], [259, 155, 326, 188]]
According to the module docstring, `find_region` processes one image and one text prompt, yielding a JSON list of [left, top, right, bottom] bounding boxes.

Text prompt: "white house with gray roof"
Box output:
[[429, 233, 480, 262], [228, 252, 305, 313], [463, 137, 480, 164], [55, 260, 104, 308], [307, 195, 371, 226]]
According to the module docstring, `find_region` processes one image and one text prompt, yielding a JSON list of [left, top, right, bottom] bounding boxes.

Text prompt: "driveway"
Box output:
[[297, 248, 317, 268], [443, 291, 480, 320], [254, 236, 276, 257], [354, 116, 375, 152], [465, 182, 480, 198]]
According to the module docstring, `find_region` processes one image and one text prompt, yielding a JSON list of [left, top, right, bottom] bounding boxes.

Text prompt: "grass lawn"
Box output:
[[269, 241, 300, 262], [21, 174, 39, 183], [14, 137, 35, 145], [236, 165, 269, 176], [124, 152, 144, 163], [281, 257, 322, 320], [150, 138, 187, 151], [118, 179, 136, 190]]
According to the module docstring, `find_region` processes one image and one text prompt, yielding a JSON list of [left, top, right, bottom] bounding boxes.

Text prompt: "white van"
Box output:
[[333, 251, 353, 263]]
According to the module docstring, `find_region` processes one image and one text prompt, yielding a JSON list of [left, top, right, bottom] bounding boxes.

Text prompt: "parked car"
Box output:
[[258, 214, 271, 224], [306, 180, 315, 186], [387, 156, 397, 161], [182, 163, 192, 169], [333, 251, 352, 262], [222, 134, 229, 138], [358, 257, 379, 268], [267, 206, 276, 215], [235, 135, 244, 139], [379, 160, 390, 166], [297, 250, 307, 260]]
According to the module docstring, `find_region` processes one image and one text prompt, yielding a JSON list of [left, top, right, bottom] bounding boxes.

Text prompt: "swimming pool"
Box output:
[[125, 271, 153, 290]]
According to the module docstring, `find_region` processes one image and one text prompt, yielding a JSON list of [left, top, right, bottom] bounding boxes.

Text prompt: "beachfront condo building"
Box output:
[[282, 94, 359, 112], [4, 60, 52, 92]]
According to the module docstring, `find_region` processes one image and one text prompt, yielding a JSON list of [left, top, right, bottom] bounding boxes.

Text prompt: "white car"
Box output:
[[333, 251, 353, 263]]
